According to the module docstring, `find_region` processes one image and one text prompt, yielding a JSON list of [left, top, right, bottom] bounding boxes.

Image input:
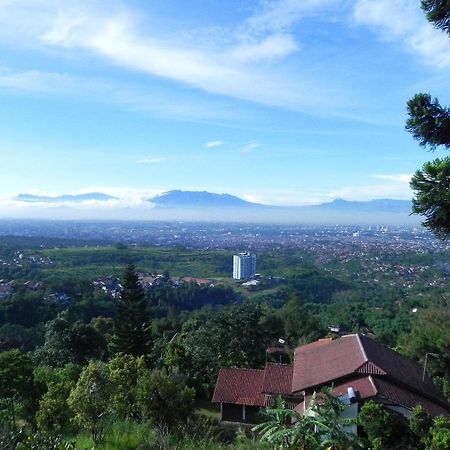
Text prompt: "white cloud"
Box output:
[[138, 157, 169, 164], [0, 69, 75, 92], [246, 0, 337, 34], [0, 66, 247, 123], [353, 0, 450, 68], [205, 140, 224, 148], [227, 34, 298, 63], [0, 0, 351, 115], [241, 141, 261, 153], [373, 174, 412, 183]]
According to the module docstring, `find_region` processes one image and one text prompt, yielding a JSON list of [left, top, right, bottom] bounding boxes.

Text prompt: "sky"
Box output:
[[1, 0, 450, 216]]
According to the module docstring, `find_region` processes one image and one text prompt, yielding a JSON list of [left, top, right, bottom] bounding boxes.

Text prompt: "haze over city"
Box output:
[[1, 0, 450, 219]]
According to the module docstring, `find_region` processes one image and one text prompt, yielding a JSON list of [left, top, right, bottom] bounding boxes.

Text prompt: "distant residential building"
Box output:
[[46, 292, 71, 305], [0, 283, 13, 300], [91, 277, 122, 299], [233, 252, 256, 280]]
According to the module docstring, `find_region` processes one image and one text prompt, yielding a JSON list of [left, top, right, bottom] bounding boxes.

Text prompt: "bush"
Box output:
[[138, 369, 195, 428]]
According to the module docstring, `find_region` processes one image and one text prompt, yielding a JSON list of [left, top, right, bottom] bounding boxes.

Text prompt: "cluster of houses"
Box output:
[[91, 273, 216, 298], [0, 279, 72, 305], [212, 334, 449, 425], [0, 279, 43, 300]]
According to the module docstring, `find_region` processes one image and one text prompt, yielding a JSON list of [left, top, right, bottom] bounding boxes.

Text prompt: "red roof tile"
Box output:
[[212, 368, 266, 406], [292, 334, 447, 409], [358, 334, 445, 406], [331, 376, 378, 400], [373, 377, 449, 417], [261, 364, 293, 395], [292, 335, 366, 393], [213, 335, 448, 418]]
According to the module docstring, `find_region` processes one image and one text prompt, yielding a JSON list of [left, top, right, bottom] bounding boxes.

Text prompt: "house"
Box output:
[[0, 283, 13, 300], [212, 334, 448, 424], [46, 292, 71, 305], [91, 277, 122, 298]]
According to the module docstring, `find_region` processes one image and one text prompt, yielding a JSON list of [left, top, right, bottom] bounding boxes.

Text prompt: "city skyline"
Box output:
[[1, 1, 450, 217]]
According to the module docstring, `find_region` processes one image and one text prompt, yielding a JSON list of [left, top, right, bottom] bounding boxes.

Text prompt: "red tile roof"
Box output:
[[297, 375, 448, 417], [261, 363, 293, 395], [292, 335, 366, 393], [373, 377, 449, 417], [331, 376, 378, 400], [358, 334, 445, 405], [213, 335, 448, 418], [212, 368, 266, 406], [292, 334, 447, 409]]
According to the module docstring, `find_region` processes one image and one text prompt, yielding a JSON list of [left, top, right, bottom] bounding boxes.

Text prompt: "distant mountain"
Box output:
[[10, 189, 415, 224], [145, 190, 414, 224], [310, 198, 412, 214], [17, 192, 117, 203], [149, 190, 261, 208]]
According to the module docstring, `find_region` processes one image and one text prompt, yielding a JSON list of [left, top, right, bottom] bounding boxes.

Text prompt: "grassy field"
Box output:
[[39, 246, 234, 279]]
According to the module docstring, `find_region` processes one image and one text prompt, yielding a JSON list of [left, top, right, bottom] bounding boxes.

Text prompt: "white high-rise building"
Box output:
[[233, 252, 256, 280]]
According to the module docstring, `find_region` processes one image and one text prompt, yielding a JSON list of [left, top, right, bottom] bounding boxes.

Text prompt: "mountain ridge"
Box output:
[[148, 190, 412, 212], [17, 193, 118, 203]]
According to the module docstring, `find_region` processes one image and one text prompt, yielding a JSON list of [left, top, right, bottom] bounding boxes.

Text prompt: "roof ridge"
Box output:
[[356, 333, 368, 363], [265, 362, 292, 367], [221, 367, 265, 372], [368, 375, 378, 395]]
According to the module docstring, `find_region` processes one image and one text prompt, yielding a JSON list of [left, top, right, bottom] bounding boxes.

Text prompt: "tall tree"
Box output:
[[406, 1, 450, 238], [110, 263, 151, 357]]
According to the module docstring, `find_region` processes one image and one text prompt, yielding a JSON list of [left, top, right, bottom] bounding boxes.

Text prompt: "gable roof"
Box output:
[[261, 363, 293, 395], [292, 335, 366, 393], [291, 334, 447, 408], [213, 335, 448, 418], [358, 334, 445, 405], [212, 368, 266, 406], [373, 377, 449, 417]]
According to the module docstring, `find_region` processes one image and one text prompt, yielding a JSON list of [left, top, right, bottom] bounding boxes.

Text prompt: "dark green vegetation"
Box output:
[[406, 0, 450, 238], [110, 263, 150, 357], [0, 233, 449, 448], [254, 393, 450, 449]]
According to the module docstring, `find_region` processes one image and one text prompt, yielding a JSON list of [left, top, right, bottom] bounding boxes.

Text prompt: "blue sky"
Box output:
[[1, 0, 450, 216]]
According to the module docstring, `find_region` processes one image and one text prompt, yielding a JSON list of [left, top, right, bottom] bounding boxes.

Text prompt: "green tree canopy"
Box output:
[[137, 369, 195, 428], [422, 0, 450, 35], [254, 391, 362, 450], [282, 294, 321, 347], [107, 352, 147, 420], [34, 312, 107, 367], [406, 2, 450, 238], [398, 308, 450, 378], [67, 360, 111, 444], [172, 302, 275, 389], [0, 349, 34, 428], [410, 157, 450, 238], [110, 263, 151, 357]]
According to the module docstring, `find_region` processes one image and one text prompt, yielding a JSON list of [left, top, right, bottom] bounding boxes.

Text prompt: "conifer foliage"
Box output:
[[406, 1, 450, 238], [111, 263, 150, 357]]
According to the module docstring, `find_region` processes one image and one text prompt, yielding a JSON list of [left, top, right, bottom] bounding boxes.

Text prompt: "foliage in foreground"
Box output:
[[254, 391, 362, 450], [406, 0, 450, 238]]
